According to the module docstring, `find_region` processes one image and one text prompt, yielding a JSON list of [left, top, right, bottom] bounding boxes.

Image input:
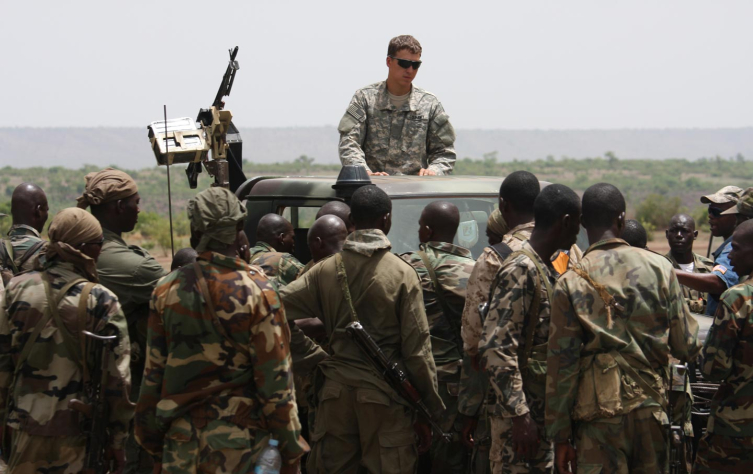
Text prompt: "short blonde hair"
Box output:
[[387, 35, 422, 57]]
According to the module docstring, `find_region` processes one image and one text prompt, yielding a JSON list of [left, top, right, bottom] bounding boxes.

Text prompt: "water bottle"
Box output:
[[255, 438, 282, 474]]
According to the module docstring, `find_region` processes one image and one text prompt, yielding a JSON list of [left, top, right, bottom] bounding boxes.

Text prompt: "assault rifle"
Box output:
[[69, 331, 119, 474], [345, 321, 453, 443], [668, 363, 689, 474]]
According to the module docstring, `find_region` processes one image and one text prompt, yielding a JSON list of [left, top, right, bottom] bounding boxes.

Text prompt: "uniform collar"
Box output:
[[103, 228, 127, 246], [198, 251, 250, 272], [8, 224, 41, 238], [376, 81, 416, 112], [508, 222, 535, 235], [421, 241, 473, 259], [343, 229, 392, 257], [250, 241, 275, 253], [582, 238, 629, 256]]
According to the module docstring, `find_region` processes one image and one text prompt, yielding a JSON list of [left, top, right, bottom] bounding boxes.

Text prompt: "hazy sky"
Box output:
[[3, 1, 752, 130]]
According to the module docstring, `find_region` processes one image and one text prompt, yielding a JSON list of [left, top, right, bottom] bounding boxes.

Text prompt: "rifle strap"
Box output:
[[192, 262, 250, 358], [42, 274, 90, 371], [489, 242, 514, 262], [2, 240, 18, 274], [15, 241, 44, 271], [77, 282, 95, 385], [512, 232, 528, 242], [416, 250, 462, 348], [335, 254, 359, 322]]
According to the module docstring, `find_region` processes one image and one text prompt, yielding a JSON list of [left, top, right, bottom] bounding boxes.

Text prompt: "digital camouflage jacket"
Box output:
[[546, 239, 701, 443], [338, 81, 456, 175], [135, 251, 307, 466], [249, 241, 304, 289], [702, 278, 753, 437], [0, 260, 132, 447]]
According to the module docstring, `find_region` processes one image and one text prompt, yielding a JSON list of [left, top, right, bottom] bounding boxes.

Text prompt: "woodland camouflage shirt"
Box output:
[[665, 251, 715, 314], [2, 225, 46, 275], [249, 241, 304, 288]]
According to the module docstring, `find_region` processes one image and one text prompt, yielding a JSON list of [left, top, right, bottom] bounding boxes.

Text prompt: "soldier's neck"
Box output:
[[99, 221, 123, 238], [671, 249, 694, 265], [385, 79, 411, 97], [529, 231, 558, 266]]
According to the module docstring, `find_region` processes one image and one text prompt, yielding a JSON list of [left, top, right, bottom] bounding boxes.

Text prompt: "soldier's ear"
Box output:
[[616, 212, 626, 231], [693, 230, 698, 239]]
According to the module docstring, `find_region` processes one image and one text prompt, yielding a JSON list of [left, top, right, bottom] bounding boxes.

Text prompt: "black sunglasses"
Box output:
[[708, 207, 726, 218], [389, 56, 422, 70]]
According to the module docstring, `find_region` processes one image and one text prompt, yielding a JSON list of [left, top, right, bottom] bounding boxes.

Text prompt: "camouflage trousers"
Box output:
[[126, 364, 154, 474], [160, 414, 269, 474], [692, 432, 753, 474], [428, 377, 471, 473], [307, 379, 416, 474], [575, 406, 667, 474], [468, 404, 492, 474], [489, 415, 553, 474], [7, 432, 85, 474]]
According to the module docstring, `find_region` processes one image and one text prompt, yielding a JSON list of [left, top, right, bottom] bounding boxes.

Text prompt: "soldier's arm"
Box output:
[[278, 256, 305, 287], [461, 257, 488, 356], [457, 354, 488, 417], [667, 270, 702, 363], [478, 263, 532, 418], [289, 322, 328, 375], [90, 287, 133, 450], [0, 295, 12, 421], [545, 279, 583, 443], [399, 271, 445, 416], [130, 257, 168, 306], [134, 289, 169, 458], [701, 291, 742, 382], [425, 103, 456, 175], [278, 270, 323, 322], [251, 288, 308, 466], [338, 92, 369, 171]]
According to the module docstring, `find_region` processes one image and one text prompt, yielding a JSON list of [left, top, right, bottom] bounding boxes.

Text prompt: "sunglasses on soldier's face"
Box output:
[[389, 56, 422, 70], [708, 207, 725, 218]]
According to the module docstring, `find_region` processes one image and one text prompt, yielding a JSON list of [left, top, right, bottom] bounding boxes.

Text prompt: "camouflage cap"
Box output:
[[721, 187, 753, 217], [700, 185, 743, 204]]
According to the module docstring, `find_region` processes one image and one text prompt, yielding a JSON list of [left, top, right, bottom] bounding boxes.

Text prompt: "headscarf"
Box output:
[[77, 168, 138, 209], [45, 208, 102, 282], [487, 209, 509, 240], [187, 187, 247, 252]]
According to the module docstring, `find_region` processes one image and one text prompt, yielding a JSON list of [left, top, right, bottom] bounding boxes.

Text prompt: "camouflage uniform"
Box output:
[[0, 225, 46, 284], [135, 251, 308, 473], [546, 239, 701, 473], [338, 81, 456, 175], [97, 227, 166, 474], [280, 229, 443, 474], [0, 260, 133, 473], [249, 241, 304, 288], [479, 241, 555, 474], [401, 241, 476, 473], [693, 278, 753, 473], [665, 251, 715, 314]]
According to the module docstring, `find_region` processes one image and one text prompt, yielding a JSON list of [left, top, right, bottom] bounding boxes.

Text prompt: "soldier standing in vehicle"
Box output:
[[338, 35, 456, 176], [280, 185, 443, 473], [400, 201, 476, 472], [479, 184, 582, 474], [546, 183, 701, 474], [694, 219, 753, 473], [249, 213, 304, 287], [136, 187, 308, 473], [665, 214, 715, 314], [0, 183, 49, 285], [77, 168, 166, 474], [0, 208, 132, 473]]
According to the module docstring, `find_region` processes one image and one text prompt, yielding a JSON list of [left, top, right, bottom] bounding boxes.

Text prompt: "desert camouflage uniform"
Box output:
[[665, 251, 715, 314], [135, 251, 308, 474], [0, 260, 132, 473], [0, 225, 46, 284], [479, 241, 555, 474], [97, 227, 166, 474], [338, 81, 456, 175], [249, 241, 304, 288], [280, 229, 443, 474], [401, 241, 476, 473], [546, 239, 701, 473], [693, 278, 753, 473]]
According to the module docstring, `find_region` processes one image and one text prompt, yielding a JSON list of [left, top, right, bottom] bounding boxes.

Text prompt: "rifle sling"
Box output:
[[335, 253, 359, 323], [2, 240, 18, 274], [16, 241, 44, 271], [416, 250, 463, 350]]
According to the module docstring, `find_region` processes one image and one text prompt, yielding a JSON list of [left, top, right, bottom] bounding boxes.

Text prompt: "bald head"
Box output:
[[730, 219, 753, 276], [308, 215, 348, 262], [11, 183, 49, 233], [256, 213, 295, 253], [666, 213, 697, 257], [171, 247, 198, 271], [317, 201, 355, 234], [419, 201, 460, 244]]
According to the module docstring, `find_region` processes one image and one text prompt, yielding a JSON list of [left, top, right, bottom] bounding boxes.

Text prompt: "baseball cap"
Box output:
[[721, 187, 753, 217], [700, 185, 743, 204]]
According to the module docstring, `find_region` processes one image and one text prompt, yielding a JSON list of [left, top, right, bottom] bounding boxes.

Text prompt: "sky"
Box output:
[[2, 0, 752, 130]]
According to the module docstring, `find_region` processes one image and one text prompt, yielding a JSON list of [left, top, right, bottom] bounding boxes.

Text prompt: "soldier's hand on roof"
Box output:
[[366, 170, 390, 176], [418, 168, 437, 176]]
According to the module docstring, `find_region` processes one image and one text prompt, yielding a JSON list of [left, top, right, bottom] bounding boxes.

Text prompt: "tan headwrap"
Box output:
[[45, 208, 102, 282], [77, 168, 138, 209], [188, 187, 247, 252], [487, 209, 509, 239]]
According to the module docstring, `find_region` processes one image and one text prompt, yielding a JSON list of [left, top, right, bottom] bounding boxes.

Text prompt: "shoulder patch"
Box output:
[[713, 265, 728, 275]]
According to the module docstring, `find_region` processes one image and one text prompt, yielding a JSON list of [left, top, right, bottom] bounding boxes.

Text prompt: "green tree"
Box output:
[[636, 194, 684, 228]]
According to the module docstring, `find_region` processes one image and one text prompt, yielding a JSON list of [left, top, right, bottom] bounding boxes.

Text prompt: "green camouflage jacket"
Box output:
[[479, 241, 555, 421], [279, 229, 444, 417], [1, 225, 47, 277], [0, 260, 132, 447], [338, 81, 456, 175], [665, 251, 715, 314], [97, 228, 166, 368], [400, 241, 475, 368], [249, 241, 304, 288], [545, 239, 701, 443], [701, 278, 753, 437], [135, 251, 307, 465]]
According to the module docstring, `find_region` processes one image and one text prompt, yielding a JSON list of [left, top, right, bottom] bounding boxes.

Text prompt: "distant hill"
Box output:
[[1, 126, 752, 169]]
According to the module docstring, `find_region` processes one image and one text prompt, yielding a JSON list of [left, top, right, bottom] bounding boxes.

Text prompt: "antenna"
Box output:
[[164, 105, 175, 258]]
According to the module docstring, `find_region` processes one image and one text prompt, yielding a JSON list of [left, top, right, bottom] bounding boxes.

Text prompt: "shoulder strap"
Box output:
[[335, 253, 359, 322], [417, 250, 463, 349], [192, 262, 250, 358], [43, 275, 89, 368], [489, 242, 514, 262], [2, 240, 18, 274], [77, 282, 95, 384], [15, 241, 44, 270]]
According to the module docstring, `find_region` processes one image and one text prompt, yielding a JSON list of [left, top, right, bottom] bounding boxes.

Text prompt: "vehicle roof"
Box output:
[[240, 175, 505, 200]]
